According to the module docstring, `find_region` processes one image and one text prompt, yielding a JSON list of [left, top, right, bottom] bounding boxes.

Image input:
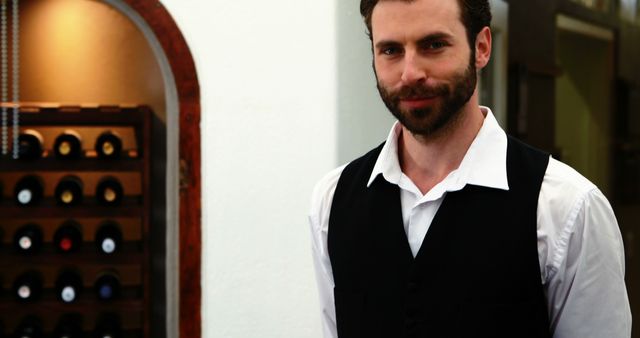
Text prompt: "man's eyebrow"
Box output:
[[374, 32, 455, 50], [416, 32, 454, 44], [374, 40, 402, 50]]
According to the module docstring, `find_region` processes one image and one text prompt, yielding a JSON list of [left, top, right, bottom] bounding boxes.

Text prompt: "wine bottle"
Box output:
[[55, 175, 84, 206], [95, 221, 122, 254], [17, 129, 44, 160], [95, 131, 122, 159], [53, 313, 83, 338], [93, 313, 122, 338], [54, 130, 82, 159], [55, 269, 83, 303], [94, 271, 121, 301], [13, 175, 44, 206], [14, 316, 43, 338], [12, 270, 43, 302], [54, 221, 82, 253], [13, 223, 43, 254], [95, 177, 123, 206]]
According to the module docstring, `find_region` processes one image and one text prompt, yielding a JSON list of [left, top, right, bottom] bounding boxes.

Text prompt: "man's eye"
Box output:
[[427, 41, 447, 50], [382, 47, 401, 56]]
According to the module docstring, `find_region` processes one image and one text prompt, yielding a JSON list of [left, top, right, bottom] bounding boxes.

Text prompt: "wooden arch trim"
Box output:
[[122, 1, 201, 338]]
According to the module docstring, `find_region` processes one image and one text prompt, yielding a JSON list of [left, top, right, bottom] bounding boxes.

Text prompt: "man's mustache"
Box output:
[[393, 83, 450, 100]]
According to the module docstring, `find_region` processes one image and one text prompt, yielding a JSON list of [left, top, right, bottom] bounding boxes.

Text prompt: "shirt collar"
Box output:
[[366, 107, 509, 192]]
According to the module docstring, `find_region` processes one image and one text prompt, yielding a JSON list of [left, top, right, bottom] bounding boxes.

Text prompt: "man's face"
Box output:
[[371, 0, 477, 137]]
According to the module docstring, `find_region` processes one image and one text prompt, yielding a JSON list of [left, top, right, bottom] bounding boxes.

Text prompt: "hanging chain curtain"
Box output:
[[1, 0, 19, 159]]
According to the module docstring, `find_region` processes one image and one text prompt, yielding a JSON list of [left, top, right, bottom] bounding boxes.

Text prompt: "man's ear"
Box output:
[[475, 26, 492, 69]]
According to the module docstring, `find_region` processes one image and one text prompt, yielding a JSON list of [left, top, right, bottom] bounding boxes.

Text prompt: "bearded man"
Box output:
[[309, 0, 632, 337]]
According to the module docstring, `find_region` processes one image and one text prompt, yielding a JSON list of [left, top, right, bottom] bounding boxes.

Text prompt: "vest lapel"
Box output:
[[369, 176, 414, 263]]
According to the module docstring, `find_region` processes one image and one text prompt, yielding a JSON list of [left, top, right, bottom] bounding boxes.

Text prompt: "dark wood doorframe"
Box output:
[[121, 2, 201, 338]]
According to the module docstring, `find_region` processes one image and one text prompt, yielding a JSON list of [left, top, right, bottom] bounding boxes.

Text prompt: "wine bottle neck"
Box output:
[[58, 141, 71, 155], [102, 238, 116, 253], [61, 190, 74, 203], [19, 235, 32, 249], [17, 189, 32, 204], [17, 285, 31, 299], [60, 286, 76, 302], [59, 238, 73, 251]]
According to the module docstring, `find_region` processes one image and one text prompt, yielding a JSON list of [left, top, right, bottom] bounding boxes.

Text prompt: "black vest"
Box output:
[[328, 136, 552, 338]]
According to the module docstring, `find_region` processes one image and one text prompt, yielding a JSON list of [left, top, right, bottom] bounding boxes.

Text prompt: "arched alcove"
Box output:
[[84, 0, 201, 338], [106, 2, 202, 337]]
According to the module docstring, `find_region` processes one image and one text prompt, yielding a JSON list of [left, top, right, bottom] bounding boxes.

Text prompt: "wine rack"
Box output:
[[0, 104, 151, 338]]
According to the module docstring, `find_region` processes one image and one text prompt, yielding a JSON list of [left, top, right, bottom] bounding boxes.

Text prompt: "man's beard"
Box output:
[[376, 59, 477, 138]]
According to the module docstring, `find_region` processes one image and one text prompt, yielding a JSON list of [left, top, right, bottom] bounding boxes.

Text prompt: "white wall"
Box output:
[[159, 1, 337, 337], [336, 1, 395, 164]]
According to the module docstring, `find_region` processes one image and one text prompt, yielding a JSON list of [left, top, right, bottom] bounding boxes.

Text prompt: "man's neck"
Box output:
[[398, 104, 485, 195]]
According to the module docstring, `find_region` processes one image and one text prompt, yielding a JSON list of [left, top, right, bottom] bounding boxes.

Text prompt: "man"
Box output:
[[309, 0, 631, 337]]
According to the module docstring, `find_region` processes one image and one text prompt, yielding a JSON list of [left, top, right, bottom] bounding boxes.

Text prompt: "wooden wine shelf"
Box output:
[[14, 105, 148, 126], [0, 298, 144, 313], [0, 244, 143, 266], [0, 158, 144, 172], [0, 205, 143, 218], [0, 105, 152, 337], [3, 328, 142, 338]]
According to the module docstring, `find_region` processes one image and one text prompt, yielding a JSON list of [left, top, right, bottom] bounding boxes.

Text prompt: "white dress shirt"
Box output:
[[309, 107, 631, 338]]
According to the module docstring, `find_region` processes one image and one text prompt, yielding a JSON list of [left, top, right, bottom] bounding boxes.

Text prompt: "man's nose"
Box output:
[[400, 52, 426, 85]]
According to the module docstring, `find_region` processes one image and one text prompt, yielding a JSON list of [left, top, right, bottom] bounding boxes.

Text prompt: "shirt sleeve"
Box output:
[[541, 177, 631, 337], [309, 165, 346, 338]]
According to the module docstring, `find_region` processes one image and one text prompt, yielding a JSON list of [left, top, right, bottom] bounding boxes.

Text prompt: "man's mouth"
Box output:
[[400, 96, 438, 109]]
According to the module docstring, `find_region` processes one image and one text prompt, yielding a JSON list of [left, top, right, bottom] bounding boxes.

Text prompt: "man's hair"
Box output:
[[360, 0, 492, 47]]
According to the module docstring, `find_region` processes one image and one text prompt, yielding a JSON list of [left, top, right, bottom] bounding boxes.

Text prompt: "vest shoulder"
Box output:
[[507, 135, 550, 159], [311, 164, 347, 210], [340, 142, 386, 182], [505, 136, 550, 191]]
